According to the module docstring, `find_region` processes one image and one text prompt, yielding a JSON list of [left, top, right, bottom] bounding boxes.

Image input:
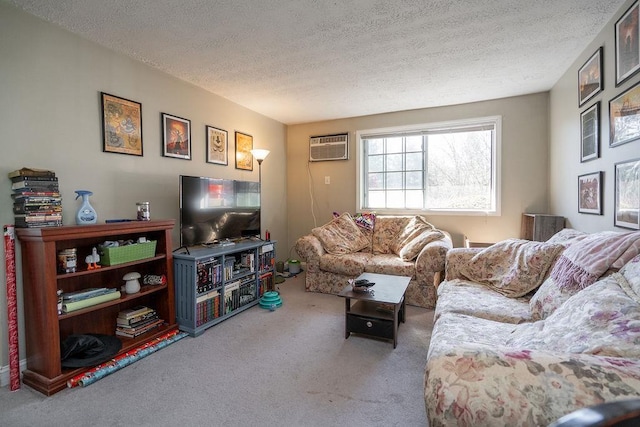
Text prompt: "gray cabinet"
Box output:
[[174, 240, 275, 337]]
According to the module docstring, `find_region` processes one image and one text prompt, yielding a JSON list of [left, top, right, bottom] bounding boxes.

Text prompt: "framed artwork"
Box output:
[[235, 131, 253, 171], [615, 158, 640, 229], [578, 171, 603, 215], [101, 92, 143, 156], [162, 113, 191, 160], [206, 125, 228, 165], [578, 47, 603, 106], [580, 102, 600, 162], [616, 1, 640, 86], [609, 81, 640, 147]]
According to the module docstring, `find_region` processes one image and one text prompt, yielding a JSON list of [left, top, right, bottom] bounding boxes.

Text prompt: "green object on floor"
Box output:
[[275, 275, 285, 284], [259, 291, 283, 310]]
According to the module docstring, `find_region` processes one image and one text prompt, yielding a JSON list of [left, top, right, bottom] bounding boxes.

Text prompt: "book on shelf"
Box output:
[[115, 318, 164, 338], [116, 314, 160, 329], [117, 305, 155, 320], [116, 311, 158, 327], [13, 203, 62, 214], [62, 290, 121, 313], [62, 287, 113, 301], [8, 167, 56, 179], [224, 280, 241, 313], [11, 192, 61, 201]]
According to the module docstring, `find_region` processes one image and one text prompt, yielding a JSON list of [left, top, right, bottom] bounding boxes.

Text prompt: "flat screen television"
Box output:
[[179, 175, 261, 247]]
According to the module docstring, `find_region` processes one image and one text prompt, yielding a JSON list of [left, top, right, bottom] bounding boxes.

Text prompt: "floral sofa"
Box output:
[[294, 213, 452, 308], [424, 229, 640, 426]]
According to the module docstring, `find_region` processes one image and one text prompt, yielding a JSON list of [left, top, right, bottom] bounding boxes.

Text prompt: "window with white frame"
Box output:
[[357, 116, 501, 215]]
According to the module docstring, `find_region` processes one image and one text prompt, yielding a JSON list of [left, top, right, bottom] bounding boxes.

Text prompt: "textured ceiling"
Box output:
[[6, 0, 627, 124]]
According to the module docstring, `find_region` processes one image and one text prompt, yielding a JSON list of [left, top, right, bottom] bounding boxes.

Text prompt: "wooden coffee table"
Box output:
[[338, 272, 411, 348]]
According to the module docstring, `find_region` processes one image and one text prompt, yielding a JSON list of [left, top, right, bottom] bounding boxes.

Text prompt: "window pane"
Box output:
[[406, 135, 422, 151], [386, 137, 403, 153], [426, 130, 492, 210], [406, 190, 424, 208], [368, 173, 384, 190], [387, 191, 405, 208], [406, 171, 422, 189], [368, 155, 384, 172], [367, 139, 384, 155], [386, 154, 403, 171], [368, 191, 386, 208], [406, 152, 423, 170], [386, 172, 403, 189]]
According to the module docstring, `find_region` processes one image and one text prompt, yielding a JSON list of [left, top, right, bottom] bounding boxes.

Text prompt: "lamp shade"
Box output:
[[250, 149, 270, 162]]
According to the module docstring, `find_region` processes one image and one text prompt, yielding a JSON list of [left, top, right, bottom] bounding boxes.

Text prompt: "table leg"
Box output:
[[393, 304, 398, 348], [344, 297, 350, 339]]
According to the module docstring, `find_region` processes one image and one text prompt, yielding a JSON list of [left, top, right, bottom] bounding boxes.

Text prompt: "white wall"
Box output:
[[0, 3, 287, 373], [287, 92, 551, 252], [550, 0, 640, 230]]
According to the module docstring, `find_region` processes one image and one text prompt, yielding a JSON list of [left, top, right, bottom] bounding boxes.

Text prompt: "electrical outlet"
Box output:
[[325, 176, 330, 185]]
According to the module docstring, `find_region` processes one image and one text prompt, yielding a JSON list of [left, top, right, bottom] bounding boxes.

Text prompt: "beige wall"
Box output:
[[0, 4, 287, 373], [287, 92, 551, 253], [549, 0, 640, 231]]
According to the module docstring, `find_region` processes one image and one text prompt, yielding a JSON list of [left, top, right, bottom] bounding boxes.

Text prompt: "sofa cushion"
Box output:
[[311, 212, 370, 255], [363, 254, 415, 277], [460, 239, 564, 298], [435, 279, 533, 324], [319, 252, 371, 276], [508, 273, 640, 358]]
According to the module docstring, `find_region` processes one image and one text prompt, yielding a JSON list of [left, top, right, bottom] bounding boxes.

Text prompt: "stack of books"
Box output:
[[9, 168, 62, 228], [61, 287, 121, 313], [116, 306, 164, 338]]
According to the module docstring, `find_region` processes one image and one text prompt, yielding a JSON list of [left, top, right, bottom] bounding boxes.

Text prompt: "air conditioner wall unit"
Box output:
[[309, 133, 349, 162]]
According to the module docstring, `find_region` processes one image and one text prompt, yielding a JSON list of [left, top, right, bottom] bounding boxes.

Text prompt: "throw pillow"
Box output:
[[460, 239, 564, 298], [397, 229, 444, 261], [509, 273, 640, 358], [392, 216, 434, 256], [312, 212, 370, 255], [529, 276, 566, 320]]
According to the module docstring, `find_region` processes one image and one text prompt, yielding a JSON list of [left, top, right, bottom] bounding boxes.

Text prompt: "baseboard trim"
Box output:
[[0, 359, 26, 388]]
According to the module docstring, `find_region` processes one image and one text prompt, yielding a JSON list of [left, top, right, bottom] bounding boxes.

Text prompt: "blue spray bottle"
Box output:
[[75, 190, 97, 225]]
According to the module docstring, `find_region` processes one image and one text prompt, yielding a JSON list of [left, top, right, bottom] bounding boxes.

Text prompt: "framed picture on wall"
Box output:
[[614, 158, 640, 229], [578, 171, 603, 215], [609, 81, 640, 147], [101, 92, 143, 156], [206, 125, 228, 165], [578, 47, 603, 107], [580, 102, 599, 162], [162, 113, 191, 160], [235, 131, 253, 171], [615, 1, 640, 86]]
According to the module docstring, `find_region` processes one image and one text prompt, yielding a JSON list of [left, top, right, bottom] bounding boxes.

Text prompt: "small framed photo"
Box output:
[[101, 92, 143, 156], [615, 158, 640, 229], [162, 113, 191, 160], [578, 47, 603, 107], [580, 102, 600, 162], [578, 171, 603, 215], [206, 125, 228, 165], [616, 1, 640, 86], [235, 131, 253, 171], [609, 81, 640, 147]]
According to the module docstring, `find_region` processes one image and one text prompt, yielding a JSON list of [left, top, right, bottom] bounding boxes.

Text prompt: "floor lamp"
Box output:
[[250, 149, 270, 185], [250, 148, 271, 290]]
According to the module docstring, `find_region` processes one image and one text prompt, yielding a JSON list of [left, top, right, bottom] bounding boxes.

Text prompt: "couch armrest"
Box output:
[[444, 247, 482, 280], [415, 231, 453, 284], [425, 344, 640, 427], [294, 234, 325, 271]]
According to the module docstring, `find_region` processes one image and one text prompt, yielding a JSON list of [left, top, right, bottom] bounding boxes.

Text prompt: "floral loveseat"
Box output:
[[294, 213, 452, 308], [424, 229, 640, 426]]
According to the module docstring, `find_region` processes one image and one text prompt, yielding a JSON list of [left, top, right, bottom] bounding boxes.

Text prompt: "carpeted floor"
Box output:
[[0, 272, 434, 426]]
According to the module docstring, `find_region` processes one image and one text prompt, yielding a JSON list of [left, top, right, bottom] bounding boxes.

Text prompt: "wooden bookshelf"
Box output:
[[16, 220, 177, 395], [520, 214, 565, 241]]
